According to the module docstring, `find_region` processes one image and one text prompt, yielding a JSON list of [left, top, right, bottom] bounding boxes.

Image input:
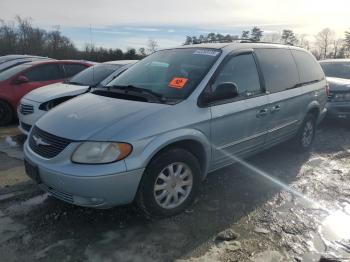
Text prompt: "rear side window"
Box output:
[[213, 53, 262, 97], [23, 64, 64, 82], [255, 48, 299, 93], [63, 64, 88, 78], [292, 50, 324, 83]]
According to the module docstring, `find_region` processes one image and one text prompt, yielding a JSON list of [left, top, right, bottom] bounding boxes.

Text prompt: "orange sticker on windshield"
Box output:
[[169, 77, 188, 89]]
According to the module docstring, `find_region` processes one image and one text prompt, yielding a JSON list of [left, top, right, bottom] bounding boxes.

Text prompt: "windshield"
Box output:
[[0, 64, 31, 81], [67, 64, 122, 86], [106, 48, 221, 100], [320, 62, 350, 79]]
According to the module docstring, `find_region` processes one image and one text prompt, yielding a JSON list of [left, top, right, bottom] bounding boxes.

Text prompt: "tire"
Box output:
[[292, 113, 316, 151], [0, 100, 14, 126], [136, 148, 201, 218]]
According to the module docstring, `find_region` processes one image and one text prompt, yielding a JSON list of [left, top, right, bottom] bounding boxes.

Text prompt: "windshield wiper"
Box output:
[[108, 85, 165, 103]]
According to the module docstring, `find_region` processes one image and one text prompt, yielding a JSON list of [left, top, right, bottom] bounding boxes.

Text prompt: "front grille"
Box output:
[[20, 122, 32, 132], [29, 126, 72, 159], [20, 104, 34, 115], [41, 183, 74, 204]]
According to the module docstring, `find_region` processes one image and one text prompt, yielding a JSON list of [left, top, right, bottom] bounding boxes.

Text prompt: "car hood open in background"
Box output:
[[24, 82, 90, 103], [35, 93, 168, 141], [327, 77, 350, 92]]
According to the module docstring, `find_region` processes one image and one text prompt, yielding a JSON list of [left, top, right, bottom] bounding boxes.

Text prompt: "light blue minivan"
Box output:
[[24, 43, 327, 217]]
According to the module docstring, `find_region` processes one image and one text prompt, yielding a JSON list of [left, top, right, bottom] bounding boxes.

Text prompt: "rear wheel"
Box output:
[[292, 113, 316, 151], [0, 100, 13, 126], [136, 148, 201, 218]]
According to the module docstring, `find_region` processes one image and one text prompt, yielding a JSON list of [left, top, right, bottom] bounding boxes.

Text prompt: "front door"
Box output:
[[209, 52, 270, 171]]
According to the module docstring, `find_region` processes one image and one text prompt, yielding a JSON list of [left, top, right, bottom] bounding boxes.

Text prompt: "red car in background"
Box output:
[[0, 60, 92, 125]]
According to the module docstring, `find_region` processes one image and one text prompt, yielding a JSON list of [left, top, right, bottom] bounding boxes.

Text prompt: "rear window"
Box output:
[[320, 62, 350, 79], [292, 50, 324, 83], [64, 64, 89, 78], [68, 64, 121, 86], [255, 48, 299, 93]]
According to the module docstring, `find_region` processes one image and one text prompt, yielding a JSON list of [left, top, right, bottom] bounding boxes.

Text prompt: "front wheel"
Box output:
[[136, 148, 201, 218], [292, 113, 316, 151]]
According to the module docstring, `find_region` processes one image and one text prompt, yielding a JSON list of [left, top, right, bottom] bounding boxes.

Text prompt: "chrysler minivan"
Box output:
[[24, 43, 327, 217]]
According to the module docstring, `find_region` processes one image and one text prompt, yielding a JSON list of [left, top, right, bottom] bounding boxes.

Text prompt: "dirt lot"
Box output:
[[0, 120, 349, 262]]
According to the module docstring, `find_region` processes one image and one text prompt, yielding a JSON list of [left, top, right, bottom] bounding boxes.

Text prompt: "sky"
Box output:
[[1, 0, 349, 50]]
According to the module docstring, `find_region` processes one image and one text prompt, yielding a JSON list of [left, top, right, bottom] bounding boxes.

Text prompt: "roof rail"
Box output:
[[201, 38, 285, 45]]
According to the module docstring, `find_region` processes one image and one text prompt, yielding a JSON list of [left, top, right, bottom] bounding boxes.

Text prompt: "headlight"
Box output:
[[72, 142, 132, 164], [39, 96, 75, 111], [40, 100, 56, 111]]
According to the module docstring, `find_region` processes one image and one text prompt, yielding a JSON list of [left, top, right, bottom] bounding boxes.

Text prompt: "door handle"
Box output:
[[271, 105, 281, 113], [256, 108, 269, 118]]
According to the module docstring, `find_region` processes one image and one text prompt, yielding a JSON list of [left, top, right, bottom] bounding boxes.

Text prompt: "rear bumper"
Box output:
[[326, 102, 350, 120]]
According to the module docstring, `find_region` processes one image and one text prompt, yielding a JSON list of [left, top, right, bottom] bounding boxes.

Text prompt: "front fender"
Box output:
[[124, 128, 211, 174]]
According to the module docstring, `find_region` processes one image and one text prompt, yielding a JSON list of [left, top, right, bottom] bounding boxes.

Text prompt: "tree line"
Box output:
[[1, 17, 350, 61], [184, 27, 350, 60], [0, 16, 145, 62]]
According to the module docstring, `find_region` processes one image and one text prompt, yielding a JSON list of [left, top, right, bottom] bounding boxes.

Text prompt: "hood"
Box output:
[[24, 82, 89, 103], [36, 93, 168, 141], [327, 77, 350, 92]]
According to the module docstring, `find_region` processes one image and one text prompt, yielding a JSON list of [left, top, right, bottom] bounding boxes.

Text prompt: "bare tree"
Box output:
[[297, 34, 310, 50], [315, 28, 335, 59], [138, 47, 146, 57], [332, 39, 344, 58], [147, 38, 158, 54]]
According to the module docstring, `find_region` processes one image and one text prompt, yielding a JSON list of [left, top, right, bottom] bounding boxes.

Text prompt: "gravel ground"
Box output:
[[0, 120, 349, 262]]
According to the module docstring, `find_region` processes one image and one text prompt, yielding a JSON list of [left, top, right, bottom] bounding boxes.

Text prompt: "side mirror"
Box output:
[[13, 75, 29, 85], [211, 82, 239, 102]]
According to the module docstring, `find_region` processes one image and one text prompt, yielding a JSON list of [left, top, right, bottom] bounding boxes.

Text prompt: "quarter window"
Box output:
[[255, 48, 299, 93], [23, 64, 63, 82], [292, 50, 325, 83], [212, 53, 262, 98]]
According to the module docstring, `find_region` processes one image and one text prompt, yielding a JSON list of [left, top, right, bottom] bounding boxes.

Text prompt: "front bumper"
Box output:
[[326, 101, 350, 120], [24, 141, 144, 208]]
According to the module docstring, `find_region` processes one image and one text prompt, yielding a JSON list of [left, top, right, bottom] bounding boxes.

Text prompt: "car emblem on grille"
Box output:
[[33, 135, 51, 146]]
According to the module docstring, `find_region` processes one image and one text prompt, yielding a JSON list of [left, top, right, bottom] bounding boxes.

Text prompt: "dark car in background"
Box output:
[[320, 59, 350, 120], [0, 59, 92, 125]]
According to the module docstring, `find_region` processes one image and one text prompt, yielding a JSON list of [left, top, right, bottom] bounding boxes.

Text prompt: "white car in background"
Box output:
[[18, 60, 138, 134]]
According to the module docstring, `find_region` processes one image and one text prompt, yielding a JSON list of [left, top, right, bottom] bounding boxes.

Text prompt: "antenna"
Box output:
[[89, 24, 95, 83]]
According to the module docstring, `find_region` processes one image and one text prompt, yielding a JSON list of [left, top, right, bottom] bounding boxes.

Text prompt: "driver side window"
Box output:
[[212, 53, 262, 98]]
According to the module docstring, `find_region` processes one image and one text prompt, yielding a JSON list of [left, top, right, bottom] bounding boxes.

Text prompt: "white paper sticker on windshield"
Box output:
[[193, 50, 220, 56]]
